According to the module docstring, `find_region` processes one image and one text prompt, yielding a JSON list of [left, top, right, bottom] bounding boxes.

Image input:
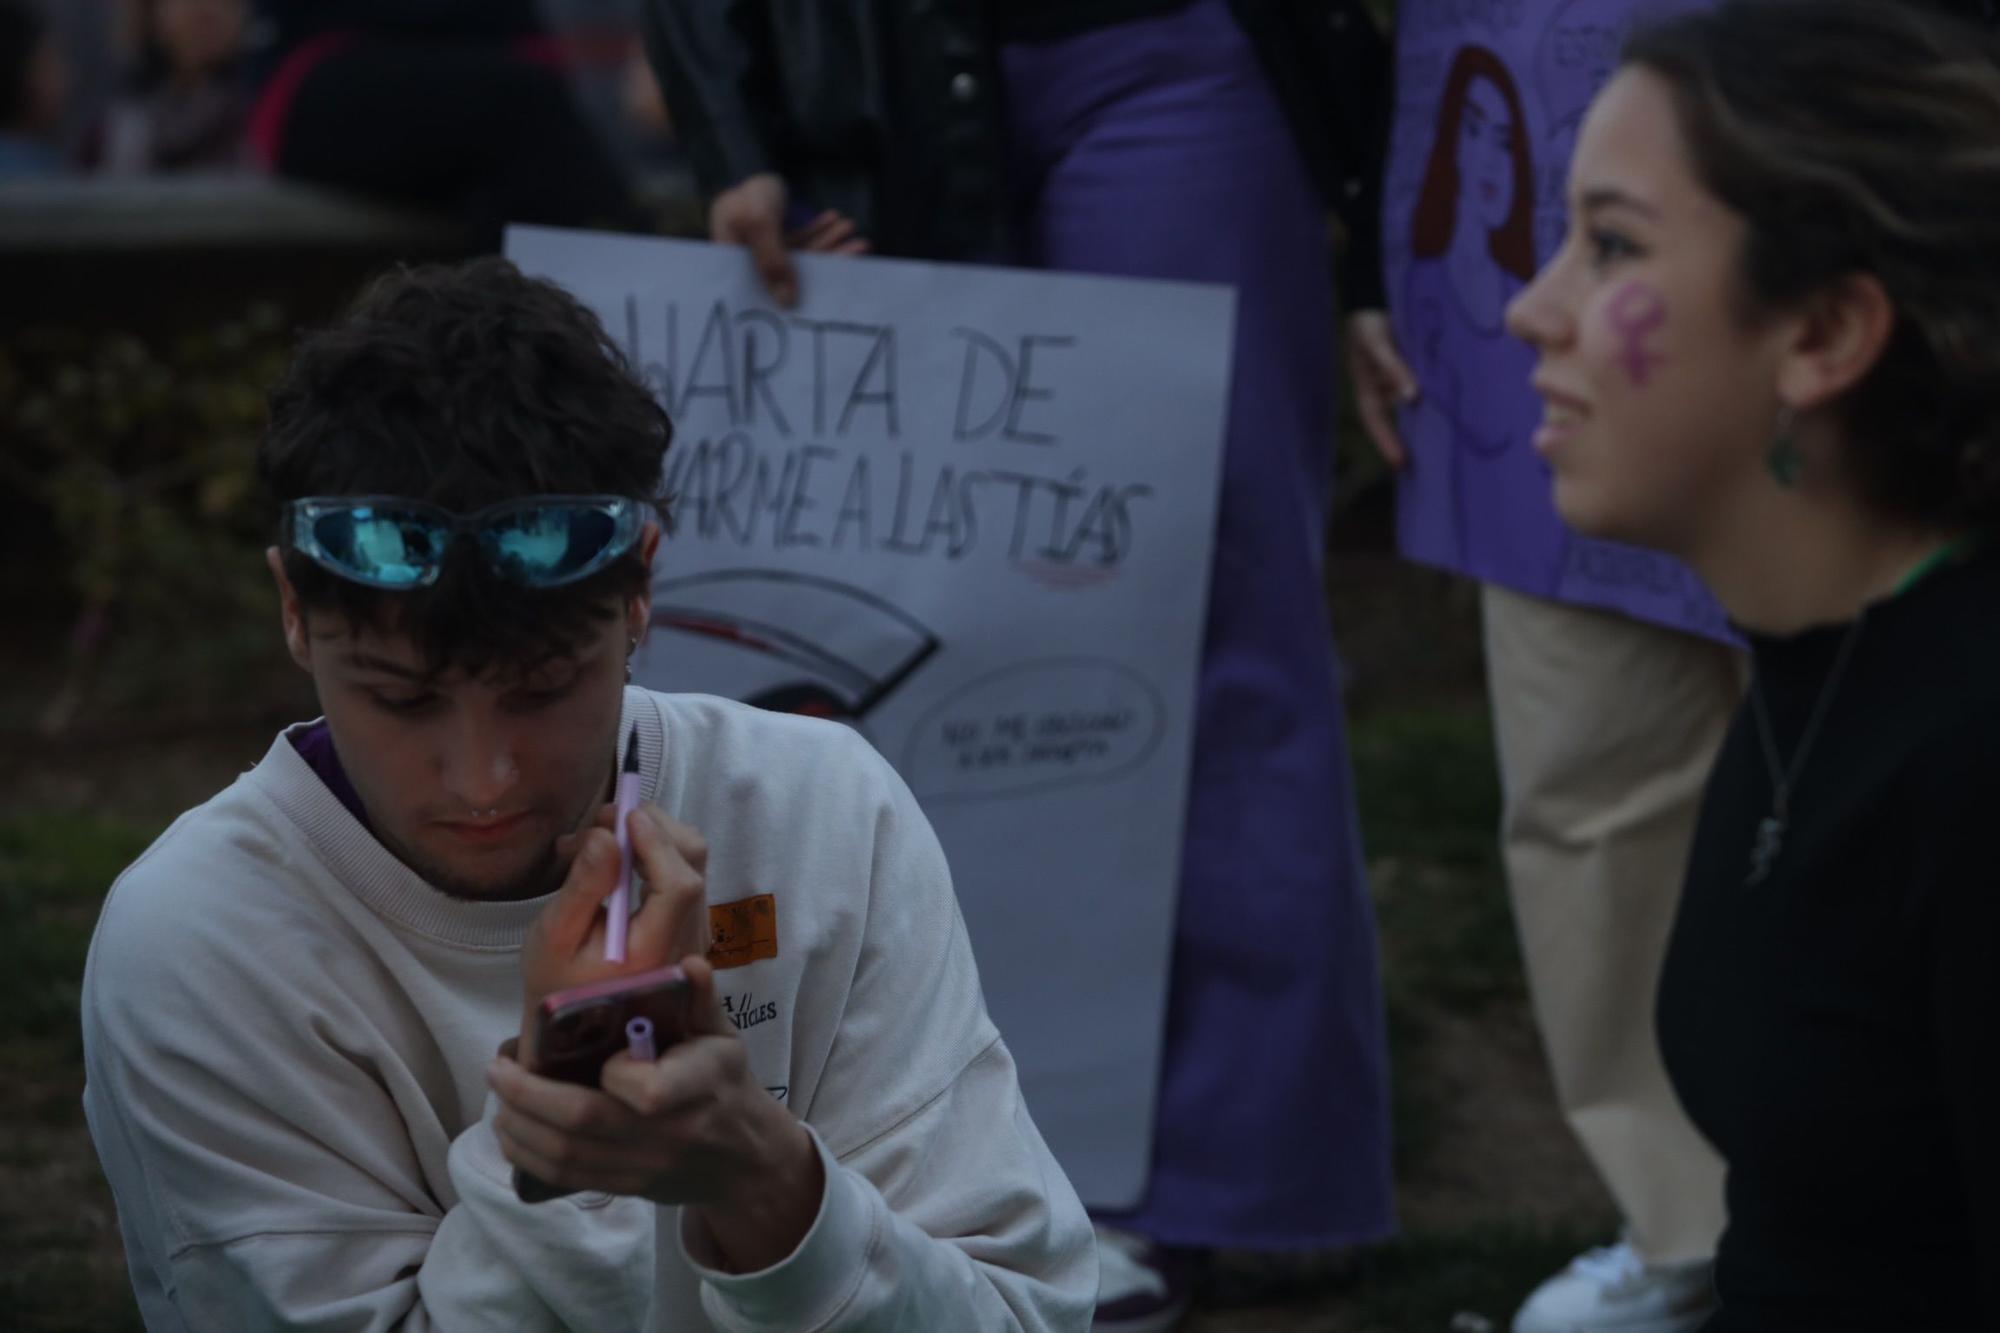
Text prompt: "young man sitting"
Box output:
[[80, 257, 1095, 1331]]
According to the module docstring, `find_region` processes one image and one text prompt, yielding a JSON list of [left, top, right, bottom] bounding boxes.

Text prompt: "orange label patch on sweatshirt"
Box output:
[[707, 894, 778, 969]]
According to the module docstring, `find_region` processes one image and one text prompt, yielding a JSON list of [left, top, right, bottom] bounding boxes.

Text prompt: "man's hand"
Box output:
[[709, 171, 869, 309], [517, 805, 709, 1069], [1346, 309, 1421, 470], [489, 951, 825, 1273]]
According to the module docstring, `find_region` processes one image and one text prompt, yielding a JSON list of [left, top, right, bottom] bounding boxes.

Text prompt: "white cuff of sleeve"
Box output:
[[680, 1127, 878, 1330], [457, 1096, 518, 1187]]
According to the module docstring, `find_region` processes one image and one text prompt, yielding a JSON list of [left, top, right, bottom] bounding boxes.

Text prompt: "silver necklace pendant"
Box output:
[[1745, 814, 1785, 887], [1742, 612, 1868, 891]]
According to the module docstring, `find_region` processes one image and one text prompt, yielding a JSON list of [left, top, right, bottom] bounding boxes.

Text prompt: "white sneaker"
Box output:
[[1092, 1225, 1194, 1333], [1511, 1239, 1715, 1333]]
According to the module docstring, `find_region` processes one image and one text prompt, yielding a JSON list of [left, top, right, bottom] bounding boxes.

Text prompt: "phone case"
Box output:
[[514, 965, 692, 1203]]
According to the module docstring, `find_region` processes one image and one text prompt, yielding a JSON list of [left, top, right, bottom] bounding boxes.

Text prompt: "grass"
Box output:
[[0, 813, 163, 1050], [1190, 1216, 1612, 1333], [0, 812, 163, 1332], [1343, 1221, 1611, 1332], [1351, 707, 1505, 873], [0, 703, 1603, 1332], [1257, 706, 1611, 1330], [0, 1251, 147, 1333], [1354, 711, 1621, 1330], [1353, 706, 1522, 1192]]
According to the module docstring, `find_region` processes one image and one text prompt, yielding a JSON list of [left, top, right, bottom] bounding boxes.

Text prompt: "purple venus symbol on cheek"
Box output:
[[1607, 283, 1668, 385]]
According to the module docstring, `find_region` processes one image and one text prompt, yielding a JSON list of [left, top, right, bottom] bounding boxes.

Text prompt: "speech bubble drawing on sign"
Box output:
[[903, 658, 1167, 802]]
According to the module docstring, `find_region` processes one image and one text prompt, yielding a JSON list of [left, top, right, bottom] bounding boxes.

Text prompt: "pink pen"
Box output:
[[625, 1016, 657, 1062], [605, 724, 642, 962]]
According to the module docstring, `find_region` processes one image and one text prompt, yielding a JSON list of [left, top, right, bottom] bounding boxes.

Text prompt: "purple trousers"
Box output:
[[1001, 0, 1395, 1248]]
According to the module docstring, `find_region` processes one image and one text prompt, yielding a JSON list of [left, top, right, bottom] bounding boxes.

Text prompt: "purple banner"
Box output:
[[1382, 0, 1734, 641]]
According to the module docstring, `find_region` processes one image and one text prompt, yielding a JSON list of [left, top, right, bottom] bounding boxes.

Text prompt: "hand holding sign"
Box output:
[[708, 171, 870, 310], [1346, 310, 1421, 470]]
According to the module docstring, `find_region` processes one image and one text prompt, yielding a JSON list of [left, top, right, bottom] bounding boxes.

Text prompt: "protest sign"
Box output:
[[508, 227, 1236, 1205], [1382, 0, 1731, 639]]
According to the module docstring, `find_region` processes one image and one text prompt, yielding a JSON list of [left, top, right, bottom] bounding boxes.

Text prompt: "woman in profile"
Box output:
[[1507, 2, 1999, 1326]]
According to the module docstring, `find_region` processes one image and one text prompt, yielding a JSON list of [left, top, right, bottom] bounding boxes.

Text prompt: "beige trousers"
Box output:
[[1482, 583, 1742, 1265]]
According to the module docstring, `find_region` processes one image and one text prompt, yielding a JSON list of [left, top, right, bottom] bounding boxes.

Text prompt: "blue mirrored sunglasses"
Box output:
[[286, 495, 646, 590]]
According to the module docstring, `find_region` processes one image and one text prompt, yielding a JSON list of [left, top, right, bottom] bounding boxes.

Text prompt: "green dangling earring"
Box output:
[[1766, 406, 1803, 489]]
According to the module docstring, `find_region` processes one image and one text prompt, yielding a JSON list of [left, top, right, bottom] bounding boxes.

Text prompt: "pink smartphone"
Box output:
[[513, 964, 691, 1203]]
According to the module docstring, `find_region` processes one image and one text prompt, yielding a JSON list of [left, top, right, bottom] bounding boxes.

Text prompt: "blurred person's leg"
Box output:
[[1482, 583, 1738, 1331], [261, 40, 637, 246], [1001, 0, 1395, 1278]]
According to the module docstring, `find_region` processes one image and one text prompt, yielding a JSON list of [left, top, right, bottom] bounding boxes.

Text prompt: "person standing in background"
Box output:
[[92, 0, 253, 174], [644, 4, 1397, 1329], [1345, 2, 1742, 1330], [0, 0, 67, 177], [244, 0, 642, 245]]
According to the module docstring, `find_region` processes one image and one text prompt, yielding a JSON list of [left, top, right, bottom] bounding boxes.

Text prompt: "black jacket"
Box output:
[[642, 0, 1390, 304]]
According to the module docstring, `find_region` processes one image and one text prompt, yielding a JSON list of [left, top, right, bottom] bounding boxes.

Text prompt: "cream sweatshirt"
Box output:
[[81, 688, 1095, 1331]]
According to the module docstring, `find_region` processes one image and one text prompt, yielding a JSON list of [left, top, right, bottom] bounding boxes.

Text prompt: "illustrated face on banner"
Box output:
[[1413, 45, 1538, 283], [1507, 67, 1782, 553], [1462, 77, 1518, 231]]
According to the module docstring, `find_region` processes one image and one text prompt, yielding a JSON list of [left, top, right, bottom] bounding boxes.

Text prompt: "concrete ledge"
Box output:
[[0, 169, 703, 334], [0, 175, 470, 252], [0, 166, 703, 254]]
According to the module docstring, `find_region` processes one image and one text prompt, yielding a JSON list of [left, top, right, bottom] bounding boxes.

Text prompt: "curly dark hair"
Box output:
[[258, 256, 674, 679], [1626, 0, 2000, 532]]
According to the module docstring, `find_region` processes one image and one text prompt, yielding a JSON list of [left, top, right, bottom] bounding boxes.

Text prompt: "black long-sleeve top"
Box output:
[[1658, 541, 2000, 1331]]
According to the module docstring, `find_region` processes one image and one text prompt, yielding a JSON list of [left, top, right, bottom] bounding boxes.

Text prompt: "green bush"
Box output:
[[1, 310, 296, 729]]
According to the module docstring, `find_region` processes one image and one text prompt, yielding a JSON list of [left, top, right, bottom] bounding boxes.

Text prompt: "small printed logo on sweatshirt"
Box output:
[[721, 988, 780, 1033], [707, 893, 777, 969]]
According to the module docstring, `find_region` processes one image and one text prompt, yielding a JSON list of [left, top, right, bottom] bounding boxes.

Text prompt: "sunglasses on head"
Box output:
[[286, 494, 647, 590]]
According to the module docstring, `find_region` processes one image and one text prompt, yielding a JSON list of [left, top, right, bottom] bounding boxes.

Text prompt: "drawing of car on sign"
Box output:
[[644, 569, 940, 726]]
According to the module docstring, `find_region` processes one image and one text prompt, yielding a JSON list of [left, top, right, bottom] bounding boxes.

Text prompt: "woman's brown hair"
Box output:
[[1625, 0, 2000, 531]]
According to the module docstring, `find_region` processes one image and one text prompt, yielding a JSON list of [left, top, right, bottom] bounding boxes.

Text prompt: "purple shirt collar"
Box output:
[[287, 719, 372, 831]]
